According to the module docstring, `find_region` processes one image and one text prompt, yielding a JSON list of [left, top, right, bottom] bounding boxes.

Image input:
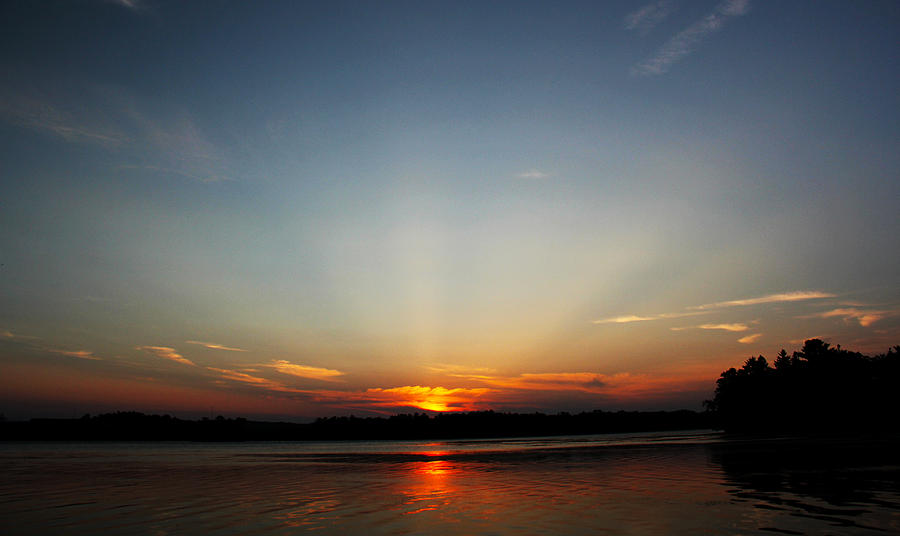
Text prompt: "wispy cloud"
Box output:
[[625, 1, 676, 33], [479, 372, 609, 392], [631, 0, 750, 76], [268, 360, 345, 382], [426, 364, 498, 376], [121, 100, 230, 183], [701, 323, 749, 332], [595, 314, 658, 324], [136, 346, 195, 366], [516, 169, 551, 179], [597, 290, 832, 327], [691, 290, 834, 310], [737, 333, 763, 344], [186, 340, 247, 352], [0, 94, 127, 147], [593, 311, 704, 324], [1, 329, 39, 341], [431, 368, 689, 399], [432, 369, 714, 406], [0, 87, 230, 183], [206, 367, 304, 393], [118, 164, 226, 184], [672, 323, 750, 332], [107, 0, 144, 10], [811, 308, 888, 327], [49, 349, 102, 360]]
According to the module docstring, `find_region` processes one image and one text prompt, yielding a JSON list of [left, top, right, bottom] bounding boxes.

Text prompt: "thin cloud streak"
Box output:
[[478, 372, 608, 393], [136, 346, 195, 366], [186, 340, 247, 352], [593, 311, 704, 324], [737, 333, 763, 344], [1, 330, 39, 341], [631, 0, 750, 76], [427, 364, 498, 376], [691, 290, 835, 310], [0, 94, 127, 147], [206, 367, 306, 393], [594, 314, 657, 324], [268, 360, 345, 382], [431, 369, 711, 403], [49, 349, 102, 360], [812, 308, 888, 327], [597, 290, 832, 327], [699, 323, 749, 332], [0, 89, 231, 183], [672, 323, 750, 332], [106, 0, 145, 11], [516, 169, 550, 179], [624, 1, 676, 33]]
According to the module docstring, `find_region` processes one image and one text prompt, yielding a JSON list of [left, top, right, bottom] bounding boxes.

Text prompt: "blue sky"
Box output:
[[1, 0, 898, 419]]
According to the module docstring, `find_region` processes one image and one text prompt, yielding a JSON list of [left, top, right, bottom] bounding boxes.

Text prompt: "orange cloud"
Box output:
[[596, 290, 836, 329], [700, 323, 748, 331], [592, 372, 711, 401], [268, 360, 344, 382], [594, 314, 657, 324], [136, 346, 195, 366], [359, 386, 493, 412], [50, 349, 102, 360], [186, 340, 247, 352], [692, 290, 834, 310], [479, 372, 608, 393], [812, 308, 887, 327], [593, 312, 704, 324], [424, 368, 717, 407], [671, 323, 750, 332], [737, 333, 763, 344], [206, 367, 308, 394], [307, 385, 494, 413]]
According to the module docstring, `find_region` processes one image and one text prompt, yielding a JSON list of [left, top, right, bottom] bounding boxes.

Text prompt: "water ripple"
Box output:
[[1, 434, 898, 535]]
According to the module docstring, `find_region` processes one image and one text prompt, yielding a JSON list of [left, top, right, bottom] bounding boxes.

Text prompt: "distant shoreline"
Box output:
[[0, 409, 712, 442]]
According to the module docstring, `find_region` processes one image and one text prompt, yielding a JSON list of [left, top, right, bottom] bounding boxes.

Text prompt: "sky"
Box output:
[[1, 0, 898, 420]]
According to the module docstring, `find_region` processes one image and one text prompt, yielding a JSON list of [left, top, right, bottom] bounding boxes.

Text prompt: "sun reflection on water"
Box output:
[[399, 454, 460, 516], [415, 458, 453, 476]]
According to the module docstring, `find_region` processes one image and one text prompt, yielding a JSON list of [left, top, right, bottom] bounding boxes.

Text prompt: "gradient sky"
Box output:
[[2, 0, 898, 420]]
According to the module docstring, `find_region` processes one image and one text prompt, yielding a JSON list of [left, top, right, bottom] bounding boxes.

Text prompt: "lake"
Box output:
[[1, 431, 898, 534]]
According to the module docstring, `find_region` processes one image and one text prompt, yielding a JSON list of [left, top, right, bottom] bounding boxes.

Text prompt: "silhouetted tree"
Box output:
[[707, 339, 900, 432]]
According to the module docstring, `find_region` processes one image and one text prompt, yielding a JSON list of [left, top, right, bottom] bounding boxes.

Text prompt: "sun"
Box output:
[[415, 399, 453, 412]]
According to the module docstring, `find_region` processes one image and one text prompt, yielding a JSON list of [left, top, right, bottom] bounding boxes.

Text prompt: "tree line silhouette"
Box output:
[[705, 339, 900, 432], [0, 409, 710, 442]]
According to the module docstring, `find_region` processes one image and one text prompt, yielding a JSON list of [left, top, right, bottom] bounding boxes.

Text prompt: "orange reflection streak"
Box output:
[[415, 458, 454, 476], [394, 452, 463, 516]]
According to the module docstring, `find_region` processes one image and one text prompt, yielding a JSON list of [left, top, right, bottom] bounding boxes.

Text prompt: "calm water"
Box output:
[[1, 431, 898, 535]]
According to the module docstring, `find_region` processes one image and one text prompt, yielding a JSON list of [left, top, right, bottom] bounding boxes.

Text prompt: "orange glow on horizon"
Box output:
[[311, 385, 495, 413]]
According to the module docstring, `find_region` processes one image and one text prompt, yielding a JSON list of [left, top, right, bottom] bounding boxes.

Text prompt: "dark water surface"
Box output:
[[1, 431, 898, 535]]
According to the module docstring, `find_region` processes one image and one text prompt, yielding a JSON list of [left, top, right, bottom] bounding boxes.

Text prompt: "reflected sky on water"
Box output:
[[1, 431, 898, 535]]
